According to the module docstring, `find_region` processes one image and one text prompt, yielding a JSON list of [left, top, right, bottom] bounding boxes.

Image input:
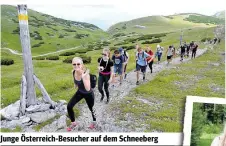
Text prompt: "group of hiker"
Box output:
[[66, 41, 199, 131]]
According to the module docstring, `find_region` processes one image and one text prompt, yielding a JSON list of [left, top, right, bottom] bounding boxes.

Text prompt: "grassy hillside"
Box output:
[[1, 27, 217, 107], [107, 14, 215, 36], [109, 27, 225, 132], [1, 5, 108, 55], [184, 15, 225, 25]]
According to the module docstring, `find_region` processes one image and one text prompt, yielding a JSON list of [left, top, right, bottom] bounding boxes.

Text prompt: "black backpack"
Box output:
[[73, 70, 97, 89], [90, 74, 97, 89]]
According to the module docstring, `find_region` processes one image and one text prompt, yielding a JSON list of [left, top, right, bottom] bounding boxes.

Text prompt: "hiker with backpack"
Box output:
[[67, 57, 97, 131], [156, 44, 164, 64], [186, 42, 190, 57], [166, 45, 174, 65], [191, 42, 198, 59], [146, 47, 154, 73], [112, 49, 124, 85], [97, 48, 114, 104], [119, 47, 129, 79], [136, 47, 151, 85], [180, 42, 186, 61], [213, 37, 218, 44]]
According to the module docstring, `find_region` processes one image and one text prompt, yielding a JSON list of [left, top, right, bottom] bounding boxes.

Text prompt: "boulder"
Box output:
[[57, 115, 67, 129], [26, 104, 51, 113], [28, 111, 56, 123], [6, 120, 22, 129], [0, 100, 20, 120], [20, 117, 31, 124]]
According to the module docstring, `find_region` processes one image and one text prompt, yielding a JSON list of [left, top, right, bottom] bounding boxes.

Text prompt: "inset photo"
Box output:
[[183, 96, 226, 146]]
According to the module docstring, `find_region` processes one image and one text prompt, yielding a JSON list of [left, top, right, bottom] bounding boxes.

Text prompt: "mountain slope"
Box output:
[[107, 14, 217, 36], [213, 10, 225, 19], [1, 5, 108, 55]]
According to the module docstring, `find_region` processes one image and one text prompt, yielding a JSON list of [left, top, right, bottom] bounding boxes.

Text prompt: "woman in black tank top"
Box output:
[[67, 57, 96, 131]]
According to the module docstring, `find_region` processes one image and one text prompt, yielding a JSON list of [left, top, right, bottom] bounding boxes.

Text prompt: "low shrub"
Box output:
[[1, 59, 14, 66], [201, 37, 212, 42], [46, 56, 59, 60], [141, 38, 162, 44], [63, 55, 91, 64], [32, 56, 45, 60], [59, 34, 64, 38], [59, 52, 75, 56], [32, 44, 41, 48]]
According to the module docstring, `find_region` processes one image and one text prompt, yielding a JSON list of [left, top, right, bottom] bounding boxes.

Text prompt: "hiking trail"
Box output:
[[52, 48, 208, 132]]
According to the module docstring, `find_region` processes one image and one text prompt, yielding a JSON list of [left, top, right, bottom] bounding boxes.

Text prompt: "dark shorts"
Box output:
[[114, 64, 122, 75], [167, 55, 173, 60], [136, 64, 147, 73]]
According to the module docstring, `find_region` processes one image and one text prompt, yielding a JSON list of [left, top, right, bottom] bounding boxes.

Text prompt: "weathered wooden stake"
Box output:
[[33, 75, 55, 107], [18, 5, 37, 106], [20, 75, 27, 116], [17, 5, 56, 114]]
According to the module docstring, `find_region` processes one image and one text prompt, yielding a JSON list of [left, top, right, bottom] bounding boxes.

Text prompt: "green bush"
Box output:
[[137, 33, 166, 41], [80, 55, 91, 64], [32, 44, 41, 48], [87, 48, 94, 51], [46, 56, 59, 60], [59, 34, 64, 38], [32, 56, 45, 60], [39, 42, 45, 44], [201, 37, 212, 42], [12, 27, 20, 34], [75, 49, 87, 54], [63, 55, 91, 64], [62, 29, 77, 32], [113, 33, 126, 38], [1, 59, 14, 66], [141, 38, 162, 44], [114, 42, 128, 46], [74, 34, 89, 39], [59, 52, 75, 56], [34, 35, 43, 40]]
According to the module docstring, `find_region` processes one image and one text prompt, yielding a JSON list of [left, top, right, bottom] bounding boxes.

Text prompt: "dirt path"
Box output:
[[55, 48, 207, 132], [1, 46, 81, 57]]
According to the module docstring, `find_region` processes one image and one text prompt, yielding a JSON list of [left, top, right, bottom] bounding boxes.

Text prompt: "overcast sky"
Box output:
[[3, 0, 226, 30]]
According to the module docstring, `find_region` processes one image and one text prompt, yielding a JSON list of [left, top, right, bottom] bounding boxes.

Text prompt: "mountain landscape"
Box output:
[[1, 5, 108, 55], [0, 4, 225, 133]]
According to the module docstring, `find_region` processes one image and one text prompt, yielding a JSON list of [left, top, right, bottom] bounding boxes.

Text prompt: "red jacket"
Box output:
[[147, 50, 154, 62]]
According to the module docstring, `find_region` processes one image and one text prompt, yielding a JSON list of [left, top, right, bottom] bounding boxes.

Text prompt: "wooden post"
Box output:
[[17, 5, 36, 106], [20, 75, 27, 116], [33, 75, 56, 108]]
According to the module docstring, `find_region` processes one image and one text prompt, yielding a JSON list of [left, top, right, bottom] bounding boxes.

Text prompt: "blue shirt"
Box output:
[[137, 52, 150, 66], [112, 55, 123, 65]]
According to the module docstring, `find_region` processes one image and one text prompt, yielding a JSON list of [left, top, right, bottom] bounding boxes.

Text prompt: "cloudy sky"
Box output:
[[3, 0, 226, 30]]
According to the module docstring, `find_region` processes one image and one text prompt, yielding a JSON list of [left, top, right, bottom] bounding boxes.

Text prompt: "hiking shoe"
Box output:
[[124, 74, 127, 79], [67, 122, 78, 131], [89, 122, 96, 129], [136, 81, 139, 85], [100, 96, 104, 102], [143, 76, 145, 81], [106, 98, 110, 104]]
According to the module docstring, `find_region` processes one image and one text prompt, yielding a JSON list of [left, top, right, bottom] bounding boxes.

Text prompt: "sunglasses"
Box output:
[[102, 53, 107, 56], [72, 63, 81, 66]]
